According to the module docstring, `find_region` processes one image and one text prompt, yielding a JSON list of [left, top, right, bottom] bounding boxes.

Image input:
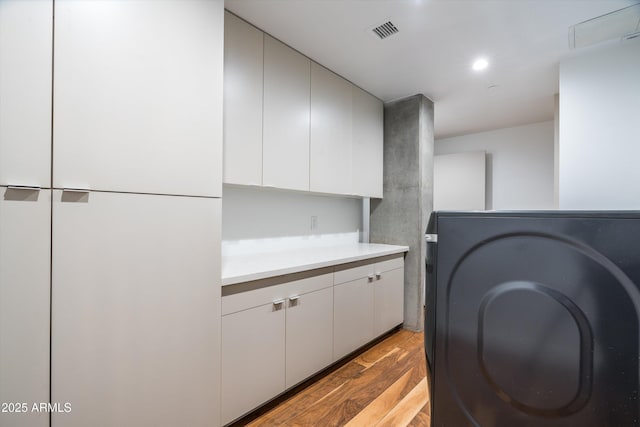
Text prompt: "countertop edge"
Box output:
[[222, 245, 409, 286]]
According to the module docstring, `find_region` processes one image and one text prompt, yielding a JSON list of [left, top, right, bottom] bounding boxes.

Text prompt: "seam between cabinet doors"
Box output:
[[49, 2, 55, 422], [261, 31, 265, 187]]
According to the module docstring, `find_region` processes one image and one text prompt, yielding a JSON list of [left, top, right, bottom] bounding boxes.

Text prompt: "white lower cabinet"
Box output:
[[285, 286, 333, 388], [333, 276, 375, 361], [333, 255, 405, 360], [0, 187, 51, 427], [374, 267, 405, 337], [51, 191, 221, 427], [221, 273, 333, 424], [221, 301, 286, 425], [220, 254, 404, 424]]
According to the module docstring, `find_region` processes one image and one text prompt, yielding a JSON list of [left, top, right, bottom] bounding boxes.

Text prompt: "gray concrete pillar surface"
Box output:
[[370, 94, 434, 332]]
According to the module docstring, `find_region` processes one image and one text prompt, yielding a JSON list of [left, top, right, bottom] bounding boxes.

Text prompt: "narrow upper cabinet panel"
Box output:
[[310, 63, 352, 195], [0, 0, 52, 188], [352, 87, 383, 198], [263, 35, 310, 191], [224, 12, 263, 186], [53, 0, 223, 197]]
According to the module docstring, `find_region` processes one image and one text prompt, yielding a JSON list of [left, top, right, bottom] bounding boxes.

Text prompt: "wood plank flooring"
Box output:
[[246, 329, 430, 427]]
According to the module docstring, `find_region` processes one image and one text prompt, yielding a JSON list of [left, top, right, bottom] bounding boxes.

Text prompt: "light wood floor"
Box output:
[[247, 329, 430, 426]]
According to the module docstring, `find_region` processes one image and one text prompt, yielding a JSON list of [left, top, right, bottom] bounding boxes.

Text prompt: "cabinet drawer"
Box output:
[[334, 254, 404, 285], [334, 263, 375, 285], [375, 256, 404, 273], [222, 272, 332, 316]]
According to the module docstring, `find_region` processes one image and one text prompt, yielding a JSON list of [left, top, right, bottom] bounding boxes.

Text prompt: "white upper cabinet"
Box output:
[[310, 63, 353, 195], [352, 87, 384, 198], [0, 0, 52, 188], [221, 16, 384, 198], [223, 12, 263, 186], [263, 35, 311, 191], [53, 0, 223, 197]]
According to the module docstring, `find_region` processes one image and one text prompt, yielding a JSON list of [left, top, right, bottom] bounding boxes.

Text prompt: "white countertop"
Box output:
[[222, 243, 409, 286]]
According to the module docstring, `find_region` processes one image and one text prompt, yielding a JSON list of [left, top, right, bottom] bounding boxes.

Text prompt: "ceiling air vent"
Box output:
[[371, 21, 399, 40], [569, 3, 640, 49]]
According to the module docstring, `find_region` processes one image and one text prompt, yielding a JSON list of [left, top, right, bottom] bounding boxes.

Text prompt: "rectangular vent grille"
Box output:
[[372, 21, 399, 39]]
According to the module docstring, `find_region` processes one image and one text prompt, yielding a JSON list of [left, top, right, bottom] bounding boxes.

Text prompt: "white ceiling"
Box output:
[[225, 0, 639, 139]]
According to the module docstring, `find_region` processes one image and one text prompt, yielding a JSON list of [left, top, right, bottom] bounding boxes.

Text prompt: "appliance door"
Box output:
[[428, 212, 640, 427]]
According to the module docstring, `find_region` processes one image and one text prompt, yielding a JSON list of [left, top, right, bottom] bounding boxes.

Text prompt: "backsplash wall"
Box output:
[[222, 185, 362, 255]]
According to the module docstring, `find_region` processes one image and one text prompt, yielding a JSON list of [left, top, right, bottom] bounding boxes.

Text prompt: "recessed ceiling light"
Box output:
[[472, 58, 489, 71]]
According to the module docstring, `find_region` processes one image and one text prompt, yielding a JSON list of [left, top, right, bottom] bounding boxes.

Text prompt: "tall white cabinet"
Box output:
[[0, 2, 52, 426], [1, 1, 224, 426], [51, 192, 221, 427], [0, 188, 51, 427], [50, 1, 224, 426]]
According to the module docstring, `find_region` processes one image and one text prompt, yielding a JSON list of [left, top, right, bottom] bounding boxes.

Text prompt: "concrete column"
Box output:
[[370, 94, 434, 332]]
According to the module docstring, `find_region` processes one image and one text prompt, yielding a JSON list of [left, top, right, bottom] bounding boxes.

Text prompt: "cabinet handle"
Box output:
[[288, 296, 299, 302], [61, 188, 90, 203], [272, 300, 285, 310], [63, 188, 90, 194], [288, 295, 299, 307], [375, 272, 382, 280], [368, 274, 375, 282], [5, 185, 41, 202], [8, 185, 41, 191]]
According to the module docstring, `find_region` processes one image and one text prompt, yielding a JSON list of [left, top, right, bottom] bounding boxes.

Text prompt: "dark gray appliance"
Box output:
[[425, 211, 640, 427]]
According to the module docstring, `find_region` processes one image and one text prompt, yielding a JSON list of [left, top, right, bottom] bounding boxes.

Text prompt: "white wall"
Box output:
[[222, 185, 362, 255], [433, 151, 486, 211], [435, 121, 555, 210], [559, 38, 640, 209]]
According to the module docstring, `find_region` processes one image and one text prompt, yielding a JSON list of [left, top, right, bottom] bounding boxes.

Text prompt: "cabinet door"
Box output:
[[53, 0, 223, 197], [0, 0, 52, 188], [286, 287, 333, 388], [373, 267, 404, 337], [224, 11, 263, 186], [352, 86, 383, 198], [51, 191, 221, 427], [263, 35, 311, 191], [310, 63, 352, 195], [0, 187, 50, 427], [222, 303, 285, 425], [333, 278, 374, 360]]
